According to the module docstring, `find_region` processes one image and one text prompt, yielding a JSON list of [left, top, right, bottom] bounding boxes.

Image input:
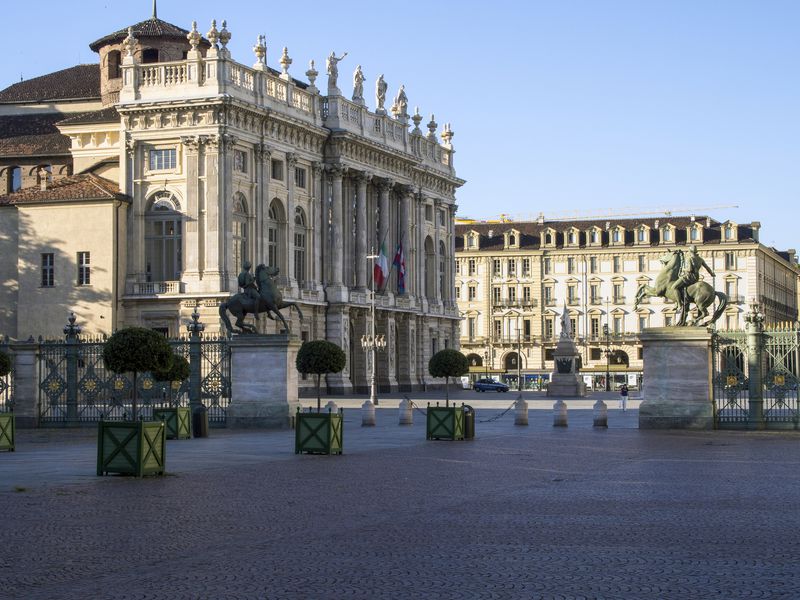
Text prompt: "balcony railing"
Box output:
[[126, 281, 185, 296], [493, 299, 538, 309], [613, 296, 626, 304], [567, 297, 580, 306]]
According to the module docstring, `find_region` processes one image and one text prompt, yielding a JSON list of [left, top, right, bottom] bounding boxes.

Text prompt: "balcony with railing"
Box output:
[[126, 281, 185, 296], [493, 298, 538, 309], [613, 295, 626, 304]]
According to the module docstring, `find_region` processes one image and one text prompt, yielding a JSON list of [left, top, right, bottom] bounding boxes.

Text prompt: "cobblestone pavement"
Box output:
[[2, 404, 799, 599]]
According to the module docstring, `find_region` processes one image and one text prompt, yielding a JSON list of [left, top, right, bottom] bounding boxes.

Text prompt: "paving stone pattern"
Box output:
[[2, 405, 800, 599]]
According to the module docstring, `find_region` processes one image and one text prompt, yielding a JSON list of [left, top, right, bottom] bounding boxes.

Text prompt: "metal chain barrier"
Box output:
[[409, 399, 428, 417], [477, 394, 521, 423]]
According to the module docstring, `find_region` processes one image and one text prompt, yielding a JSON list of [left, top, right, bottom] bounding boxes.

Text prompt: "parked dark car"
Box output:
[[473, 378, 510, 392]]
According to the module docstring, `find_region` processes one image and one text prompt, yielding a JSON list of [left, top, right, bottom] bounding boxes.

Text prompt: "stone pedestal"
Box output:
[[227, 334, 301, 428], [546, 334, 587, 398], [639, 327, 713, 430]]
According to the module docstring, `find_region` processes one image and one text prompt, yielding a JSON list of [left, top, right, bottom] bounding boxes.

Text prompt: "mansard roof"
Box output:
[[455, 216, 761, 251], [0, 173, 128, 205], [89, 17, 207, 52], [0, 114, 71, 157], [0, 65, 100, 103]]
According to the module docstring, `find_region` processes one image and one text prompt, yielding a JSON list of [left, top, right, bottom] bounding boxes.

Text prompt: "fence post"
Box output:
[[64, 313, 81, 424], [8, 339, 38, 428], [745, 302, 765, 430], [187, 308, 205, 414]]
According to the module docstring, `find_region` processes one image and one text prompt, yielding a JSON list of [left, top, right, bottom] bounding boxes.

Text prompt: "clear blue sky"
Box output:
[[3, 1, 798, 252]]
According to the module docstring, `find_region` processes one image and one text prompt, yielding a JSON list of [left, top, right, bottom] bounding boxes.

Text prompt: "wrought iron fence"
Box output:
[[0, 336, 13, 412], [712, 320, 800, 429], [37, 334, 228, 425]]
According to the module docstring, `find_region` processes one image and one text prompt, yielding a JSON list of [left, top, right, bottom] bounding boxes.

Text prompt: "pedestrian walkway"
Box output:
[[2, 402, 799, 599]]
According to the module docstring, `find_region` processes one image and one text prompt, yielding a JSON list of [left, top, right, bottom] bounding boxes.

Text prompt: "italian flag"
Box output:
[[373, 241, 389, 290]]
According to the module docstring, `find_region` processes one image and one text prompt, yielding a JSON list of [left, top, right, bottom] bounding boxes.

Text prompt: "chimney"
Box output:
[[751, 221, 761, 242], [537, 212, 545, 225], [705, 217, 711, 228], [654, 219, 660, 228]]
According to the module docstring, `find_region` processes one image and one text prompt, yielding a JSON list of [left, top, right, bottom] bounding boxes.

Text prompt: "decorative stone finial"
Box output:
[[744, 301, 764, 326], [411, 107, 423, 133], [187, 308, 206, 334], [253, 35, 266, 67], [187, 21, 201, 51], [63, 312, 82, 337], [219, 20, 231, 50], [441, 122, 454, 146], [280, 47, 292, 76], [306, 60, 319, 92], [206, 20, 219, 48], [123, 27, 137, 59], [426, 113, 438, 140]]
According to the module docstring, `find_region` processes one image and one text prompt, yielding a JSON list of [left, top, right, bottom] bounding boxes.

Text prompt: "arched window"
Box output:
[[590, 230, 599, 244], [612, 229, 620, 243], [690, 227, 699, 241], [545, 233, 552, 245], [637, 227, 646, 242], [294, 207, 307, 282], [7, 166, 21, 193], [663, 228, 672, 242], [107, 50, 121, 79], [509, 234, 516, 246], [232, 193, 248, 272], [142, 48, 159, 64], [568, 231, 575, 245], [267, 199, 285, 272], [145, 192, 182, 282], [724, 225, 733, 240], [425, 236, 435, 300], [504, 352, 520, 371]]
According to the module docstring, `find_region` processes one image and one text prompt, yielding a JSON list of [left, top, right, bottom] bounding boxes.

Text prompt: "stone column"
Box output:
[[377, 312, 398, 391], [312, 162, 324, 289], [327, 165, 345, 294], [220, 134, 237, 292], [355, 172, 371, 290], [433, 198, 442, 304], [377, 179, 393, 266], [8, 341, 38, 428], [325, 305, 352, 394], [227, 334, 301, 428], [350, 308, 369, 394], [418, 319, 432, 388], [286, 153, 297, 292], [448, 204, 457, 309], [398, 185, 413, 296], [254, 143, 271, 264], [203, 135, 223, 291], [181, 136, 202, 291], [639, 327, 714, 429], [416, 192, 427, 310], [396, 314, 415, 391]]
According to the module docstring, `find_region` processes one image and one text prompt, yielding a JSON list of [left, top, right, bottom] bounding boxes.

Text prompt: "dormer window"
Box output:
[[509, 234, 516, 246], [466, 231, 480, 250], [723, 223, 737, 241], [637, 227, 647, 243], [661, 225, 675, 243], [542, 228, 557, 247], [612, 230, 620, 243], [688, 224, 703, 243], [504, 229, 520, 249], [588, 227, 601, 246], [545, 233, 552, 245]]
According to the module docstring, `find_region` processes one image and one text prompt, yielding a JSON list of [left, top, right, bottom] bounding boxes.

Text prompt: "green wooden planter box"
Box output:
[[97, 421, 166, 477], [295, 409, 343, 455], [426, 405, 465, 440], [0, 413, 14, 452], [152, 407, 192, 440]]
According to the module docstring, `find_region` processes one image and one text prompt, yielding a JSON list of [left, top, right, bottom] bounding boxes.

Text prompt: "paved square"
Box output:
[[2, 400, 799, 599]]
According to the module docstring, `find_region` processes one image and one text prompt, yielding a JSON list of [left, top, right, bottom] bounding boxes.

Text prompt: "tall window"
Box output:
[[612, 229, 620, 243], [494, 320, 502, 339], [567, 284, 577, 304], [522, 258, 531, 276], [590, 230, 599, 244], [468, 259, 476, 276], [567, 257, 575, 274], [294, 166, 307, 189], [468, 286, 476, 301], [543, 257, 551, 274], [544, 285, 553, 305], [271, 159, 284, 181], [545, 318, 554, 339], [523, 286, 531, 303], [107, 50, 121, 79], [294, 207, 307, 282], [613, 316, 623, 334], [267, 200, 284, 270], [663, 228, 672, 242], [493, 259, 501, 276], [148, 148, 176, 171], [508, 287, 516, 302], [439, 241, 447, 299], [508, 259, 516, 276], [590, 256, 597, 273], [638, 254, 646, 272], [639, 315, 648, 331], [591, 317, 600, 338], [724, 225, 734, 240], [613, 283, 623, 303], [725, 252, 737, 270], [9, 166, 21, 193], [613, 256, 621, 273], [690, 227, 699, 241], [492, 286, 501, 304], [590, 284, 600, 303], [145, 192, 182, 282], [41, 253, 54, 287], [468, 317, 476, 339], [637, 227, 646, 242], [77, 252, 91, 285], [232, 194, 249, 272]]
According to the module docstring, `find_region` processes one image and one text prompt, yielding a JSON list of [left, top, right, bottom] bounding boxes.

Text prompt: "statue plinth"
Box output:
[[227, 334, 301, 428], [639, 327, 713, 429], [546, 334, 587, 398]]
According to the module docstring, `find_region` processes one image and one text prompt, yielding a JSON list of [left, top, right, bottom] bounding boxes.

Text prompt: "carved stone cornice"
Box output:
[[326, 164, 345, 179], [205, 135, 221, 150], [376, 178, 394, 194], [353, 170, 373, 186], [395, 183, 414, 198], [180, 135, 201, 152]]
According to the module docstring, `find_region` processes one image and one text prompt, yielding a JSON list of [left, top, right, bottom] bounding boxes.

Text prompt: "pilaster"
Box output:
[[325, 305, 352, 394]]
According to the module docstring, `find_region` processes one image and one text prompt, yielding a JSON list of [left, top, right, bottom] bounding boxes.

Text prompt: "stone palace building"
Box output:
[[0, 8, 463, 393], [455, 215, 799, 390]]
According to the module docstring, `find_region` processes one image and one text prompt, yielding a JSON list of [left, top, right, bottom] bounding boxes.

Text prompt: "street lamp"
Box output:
[[483, 349, 489, 379], [361, 251, 386, 405], [603, 323, 611, 392]]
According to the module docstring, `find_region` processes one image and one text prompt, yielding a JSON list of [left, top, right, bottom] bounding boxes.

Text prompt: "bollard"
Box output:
[[514, 396, 529, 426], [553, 399, 568, 427], [593, 398, 608, 428], [325, 400, 339, 414], [398, 397, 413, 425], [361, 399, 376, 426]]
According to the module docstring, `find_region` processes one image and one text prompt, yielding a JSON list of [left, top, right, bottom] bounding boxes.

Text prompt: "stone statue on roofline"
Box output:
[[326, 51, 348, 92], [352, 65, 365, 104], [391, 85, 408, 118], [375, 74, 388, 114]]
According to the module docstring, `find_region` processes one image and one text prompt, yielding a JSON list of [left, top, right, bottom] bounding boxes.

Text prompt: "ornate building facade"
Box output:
[[455, 216, 799, 390], [0, 10, 463, 393]]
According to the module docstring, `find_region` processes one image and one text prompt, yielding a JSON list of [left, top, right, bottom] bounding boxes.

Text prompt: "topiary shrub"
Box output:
[[0, 350, 11, 378], [153, 354, 191, 406], [296, 340, 346, 411], [103, 327, 173, 420], [428, 349, 469, 406]]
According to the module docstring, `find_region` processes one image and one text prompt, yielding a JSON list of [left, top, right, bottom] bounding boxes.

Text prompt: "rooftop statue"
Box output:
[[352, 65, 365, 103], [220, 263, 304, 334], [391, 84, 408, 117], [634, 248, 727, 326], [326, 51, 347, 90], [375, 74, 388, 113]]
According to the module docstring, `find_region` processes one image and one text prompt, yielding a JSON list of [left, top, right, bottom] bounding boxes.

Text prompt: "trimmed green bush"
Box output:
[[429, 349, 469, 405], [154, 354, 190, 406], [103, 327, 172, 420], [296, 340, 346, 411]]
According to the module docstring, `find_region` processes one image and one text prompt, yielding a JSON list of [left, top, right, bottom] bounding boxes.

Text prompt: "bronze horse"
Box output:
[[634, 250, 727, 326], [219, 264, 304, 334]]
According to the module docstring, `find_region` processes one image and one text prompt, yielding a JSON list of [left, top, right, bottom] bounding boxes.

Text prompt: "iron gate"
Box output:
[[0, 337, 12, 412]]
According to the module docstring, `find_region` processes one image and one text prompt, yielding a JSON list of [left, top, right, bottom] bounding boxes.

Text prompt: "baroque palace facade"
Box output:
[[0, 10, 463, 393], [455, 216, 799, 390]]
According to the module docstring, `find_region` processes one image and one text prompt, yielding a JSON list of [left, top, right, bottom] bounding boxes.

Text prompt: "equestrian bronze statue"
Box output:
[[219, 263, 304, 334], [633, 247, 727, 327]]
